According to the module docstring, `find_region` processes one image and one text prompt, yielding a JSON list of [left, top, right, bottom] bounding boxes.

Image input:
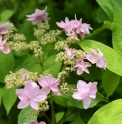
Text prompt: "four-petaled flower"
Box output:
[[74, 59, 91, 75], [0, 22, 13, 35], [26, 7, 49, 28], [85, 48, 107, 69], [16, 81, 48, 110], [38, 74, 61, 96], [26, 120, 46, 124], [0, 35, 10, 54], [64, 47, 76, 58], [72, 80, 98, 109], [56, 15, 92, 40]]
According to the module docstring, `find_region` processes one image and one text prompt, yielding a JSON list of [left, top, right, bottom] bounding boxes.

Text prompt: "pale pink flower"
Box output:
[[38, 74, 60, 96], [85, 48, 107, 69], [56, 15, 92, 40], [16, 81, 48, 110], [0, 22, 13, 34], [26, 7, 49, 28], [74, 60, 91, 75], [27, 120, 46, 124], [72, 80, 98, 109], [0, 35, 10, 54], [56, 17, 71, 34], [64, 47, 76, 58]]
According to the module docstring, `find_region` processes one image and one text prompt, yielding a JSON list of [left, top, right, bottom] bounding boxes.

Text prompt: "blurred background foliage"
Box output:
[[0, 0, 112, 124]]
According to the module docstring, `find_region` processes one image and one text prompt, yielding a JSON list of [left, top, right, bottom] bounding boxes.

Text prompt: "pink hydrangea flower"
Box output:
[[38, 74, 60, 96], [16, 81, 48, 110], [56, 15, 92, 40], [0, 35, 10, 54], [26, 7, 49, 28], [64, 47, 76, 58], [74, 60, 91, 75], [0, 22, 13, 34], [72, 80, 98, 109], [26, 120, 46, 124], [85, 48, 107, 69]]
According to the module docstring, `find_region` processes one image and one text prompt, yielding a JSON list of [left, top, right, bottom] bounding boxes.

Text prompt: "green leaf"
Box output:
[[71, 114, 85, 124], [102, 70, 120, 98], [88, 99, 122, 124], [63, 107, 80, 122], [22, 55, 42, 73], [78, 40, 122, 76], [96, 0, 114, 21], [63, 90, 106, 109], [53, 96, 67, 107], [1, 10, 14, 21], [2, 87, 17, 114], [18, 106, 37, 124], [55, 112, 65, 123], [0, 87, 4, 105], [44, 55, 62, 77], [112, 2, 122, 56], [0, 52, 15, 83]]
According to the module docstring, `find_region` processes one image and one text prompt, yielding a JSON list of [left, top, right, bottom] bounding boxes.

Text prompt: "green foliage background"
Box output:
[[1, 0, 122, 124]]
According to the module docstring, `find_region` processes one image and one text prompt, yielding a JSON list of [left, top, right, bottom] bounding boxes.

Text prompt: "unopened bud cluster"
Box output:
[[34, 23, 50, 36], [31, 100, 49, 116], [40, 30, 61, 45], [8, 41, 28, 52], [13, 33, 26, 41], [5, 68, 38, 89], [28, 41, 43, 56], [55, 40, 68, 50]]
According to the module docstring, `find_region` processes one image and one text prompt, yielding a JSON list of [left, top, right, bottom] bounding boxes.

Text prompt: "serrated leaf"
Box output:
[[0, 52, 15, 83], [88, 99, 122, 124], [78, 40, 122, 76], [112, 2, 122, 56], [2, 87, 17, 114], [96, 0, 114, 21], [18, 106, 37, 124], [102, 70, 120, 98], [1, 10, 14, 21]]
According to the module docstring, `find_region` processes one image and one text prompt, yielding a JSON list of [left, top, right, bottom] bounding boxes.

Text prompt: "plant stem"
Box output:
[[50, 97, 56, 124]]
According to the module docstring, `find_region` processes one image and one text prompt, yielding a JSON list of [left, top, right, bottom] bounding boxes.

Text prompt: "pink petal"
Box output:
[[56, 21, 65, 28], [89, 82, 98, 98], [1, 45, 10, 54], [17, 99, 29, 109], [38, 76, 49, 87], [77, 67, 83, 75], [77, 80, 88, 91], [39, 121, 46, 124], [28, 120, 38, 124], [16, 89, 28, 100], [82, 96, 91, 109], [72, 91, 85, 100], [29, 100, 38, 110]]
